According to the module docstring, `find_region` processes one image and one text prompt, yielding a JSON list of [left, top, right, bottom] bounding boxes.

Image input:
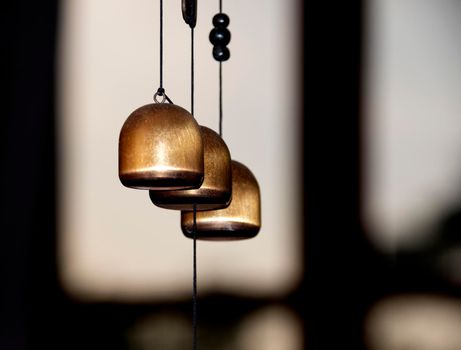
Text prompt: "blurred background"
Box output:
[[57, 0, 302, 303], [3, 0, 461, 349]]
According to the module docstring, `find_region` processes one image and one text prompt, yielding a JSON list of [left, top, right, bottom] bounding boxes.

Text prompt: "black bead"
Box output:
[[212, 46, 230, 62], [212, 13, 230, 28], [182, 0, 197, 28], [209, 28, 231, 46]]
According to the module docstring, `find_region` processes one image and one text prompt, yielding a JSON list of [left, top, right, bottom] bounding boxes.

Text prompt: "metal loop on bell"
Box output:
[[181, 160, 261, 240], [153, 91, 166, 104], [150, 126, 232, 210]]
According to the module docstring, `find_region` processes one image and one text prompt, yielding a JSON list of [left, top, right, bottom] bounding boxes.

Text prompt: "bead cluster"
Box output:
[[209, 13, 231, 61]]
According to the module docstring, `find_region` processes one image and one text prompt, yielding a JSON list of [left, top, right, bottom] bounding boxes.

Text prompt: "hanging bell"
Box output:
[[181, 160, 261, 240], [150, 126, 232, 210], [119, 103, 204, 190]]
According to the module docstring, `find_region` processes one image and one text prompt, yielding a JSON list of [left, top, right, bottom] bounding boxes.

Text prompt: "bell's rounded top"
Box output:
[[119, 103, 204, 190], [181, 160, 261, 240], [199, 126, 230, 161], [230, 160, 260, 196], [150, 125, 232, 210], [196, 126, 232, 195]]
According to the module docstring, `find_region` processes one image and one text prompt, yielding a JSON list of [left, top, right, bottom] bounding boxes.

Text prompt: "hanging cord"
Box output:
[[190, 19, 198, 350], [219, 62, 223, 137], [192, 204, 198, 350], [159, 0, 163, 89], [154, 0, 173, 104], [182, 0, 198, 346], [191, 28, 195, 116], [218, 0, 224, 137]]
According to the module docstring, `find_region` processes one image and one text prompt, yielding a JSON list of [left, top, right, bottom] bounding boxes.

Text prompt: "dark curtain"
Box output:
[[0, 1, 60, 349], [304, 1, 385, 349]]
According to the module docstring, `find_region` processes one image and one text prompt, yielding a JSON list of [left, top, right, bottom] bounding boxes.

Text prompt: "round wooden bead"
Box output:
[[212, 46, 230, 62], [212, 13, 230, 28], [209, 28, 231, 46]]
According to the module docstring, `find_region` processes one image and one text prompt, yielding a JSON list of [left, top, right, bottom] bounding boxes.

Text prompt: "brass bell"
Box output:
[[119, 103, 204, 190], [149, 126, 232, 210], [181, 160, 261, 240]]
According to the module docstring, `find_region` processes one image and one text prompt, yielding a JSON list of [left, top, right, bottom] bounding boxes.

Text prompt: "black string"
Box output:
[[191, 22, 197, 350], [218, 0, 223, 136], [191, 28, 195, 116], [193, 204, 197, 350], [159, 0, 163, 89], [219, 62, 223, 137], [154, 0, 173, 104]]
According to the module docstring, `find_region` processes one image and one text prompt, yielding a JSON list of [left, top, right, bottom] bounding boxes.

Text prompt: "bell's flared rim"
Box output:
[[120, 169, 204, 191], [181, 221, 260, 241]]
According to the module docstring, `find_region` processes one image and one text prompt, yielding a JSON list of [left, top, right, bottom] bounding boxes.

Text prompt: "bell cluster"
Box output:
[[118, 6, 260, 240], [118, 102, 261, 240]]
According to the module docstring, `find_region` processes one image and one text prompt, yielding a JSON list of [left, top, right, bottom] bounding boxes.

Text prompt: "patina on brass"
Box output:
[[119, 103, 204, 190], [150, 126, 232, 210], [181, 160, 261, 240]]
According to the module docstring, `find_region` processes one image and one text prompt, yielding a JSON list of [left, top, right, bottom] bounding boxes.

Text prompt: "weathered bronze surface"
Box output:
[[150, 126, 232, 210], [181, 160, 261, 240], [119, 103, 204, 190]]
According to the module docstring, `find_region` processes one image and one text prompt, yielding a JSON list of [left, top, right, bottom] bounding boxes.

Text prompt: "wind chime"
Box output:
[[118, 0, 261, 347]]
